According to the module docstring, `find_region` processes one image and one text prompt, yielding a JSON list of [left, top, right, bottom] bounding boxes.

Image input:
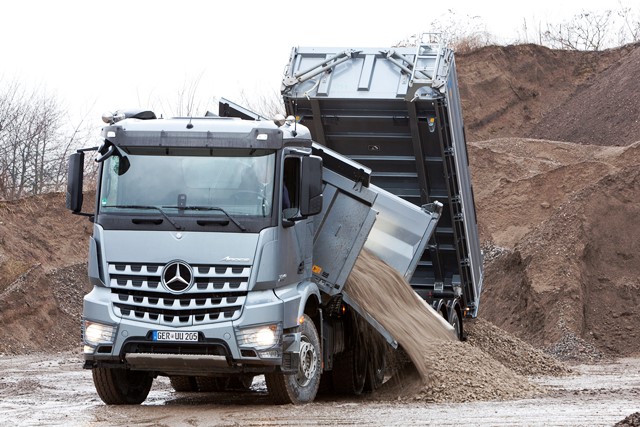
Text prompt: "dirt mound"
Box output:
[[468, 138, 617, 247], [457, 43, 640, 145], [0, 192, 92, 291], [0, 263, 90, 355], [473, 139, 640, 359], [0, 192, 93, 355], [530, 43, 640, 146]]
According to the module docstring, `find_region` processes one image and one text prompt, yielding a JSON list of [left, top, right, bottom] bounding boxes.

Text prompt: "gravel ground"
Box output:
[[0, 352, 639, 426]]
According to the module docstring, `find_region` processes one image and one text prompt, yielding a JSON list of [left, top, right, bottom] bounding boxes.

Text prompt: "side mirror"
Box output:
[[66, 152, 85, 213], [96, 140, 129, 175], [300, 155, 323, 217]]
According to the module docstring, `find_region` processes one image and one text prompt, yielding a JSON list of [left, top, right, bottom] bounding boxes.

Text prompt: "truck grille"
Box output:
[[107, 263, 250, 326]]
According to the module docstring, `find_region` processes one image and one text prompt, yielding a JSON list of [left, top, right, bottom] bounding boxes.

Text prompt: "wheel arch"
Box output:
[[275, 280, 320, 330], [294, 280, 321, 329]]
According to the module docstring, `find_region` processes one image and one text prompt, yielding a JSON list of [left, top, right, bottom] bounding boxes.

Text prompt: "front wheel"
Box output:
[[265, 314, 321, 404], [169, 376, 198, 392], [92, 367, 153, 405]]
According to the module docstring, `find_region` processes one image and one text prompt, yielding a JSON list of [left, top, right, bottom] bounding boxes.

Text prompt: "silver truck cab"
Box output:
[[68, 112, 325, 404]]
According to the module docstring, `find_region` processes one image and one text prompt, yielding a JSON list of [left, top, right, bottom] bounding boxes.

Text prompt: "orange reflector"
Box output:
[[312, 265, 322, 274], [299, 315, 305, 324]]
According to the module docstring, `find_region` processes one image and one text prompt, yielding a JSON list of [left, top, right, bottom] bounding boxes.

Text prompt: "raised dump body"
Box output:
[[281, 36, 483, 326]]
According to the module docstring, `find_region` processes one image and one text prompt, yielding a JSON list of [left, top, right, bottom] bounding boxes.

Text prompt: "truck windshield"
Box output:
[[99, 150, 276, 218]]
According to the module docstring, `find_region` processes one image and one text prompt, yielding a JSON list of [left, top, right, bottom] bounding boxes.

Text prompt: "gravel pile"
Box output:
[[466, 318, 571, 376], [373, 340, 544, 403], [346, 251, 547, 403], [544, 331, 604, 363], [616, 413, 640, 427]]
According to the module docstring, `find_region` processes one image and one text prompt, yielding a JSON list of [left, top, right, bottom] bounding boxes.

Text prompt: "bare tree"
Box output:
[[543, 10, 614, 51], [518, 16, 548, 46], [237, 88, 285, 120], [156, 72, 208, 118], [0, 81, 82, 200], [398, 10, 493, 53], [617, 4, 640, 44]]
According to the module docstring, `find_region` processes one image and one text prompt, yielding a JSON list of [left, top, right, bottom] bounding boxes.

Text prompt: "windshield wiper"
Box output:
[[164, 205, 247, 232], [103, 205, 183, 230]]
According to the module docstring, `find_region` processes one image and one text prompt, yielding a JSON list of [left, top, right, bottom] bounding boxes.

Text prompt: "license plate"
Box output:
[[152, 330, 199, 342]]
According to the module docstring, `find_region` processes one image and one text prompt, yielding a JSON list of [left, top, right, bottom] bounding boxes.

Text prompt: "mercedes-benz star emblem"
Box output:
[[161, 261, 194, 293]]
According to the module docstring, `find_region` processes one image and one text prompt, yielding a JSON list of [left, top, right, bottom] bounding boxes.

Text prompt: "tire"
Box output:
[[92, 367, 153, 405], [363, 346, 385, 392], [449, 308, 463, 341], [332, 344, 367, 395], [196, 376, 229, 392], [265, 314, 322, 404], [169, 376, 199, 392], [226, 374, 255, 391]]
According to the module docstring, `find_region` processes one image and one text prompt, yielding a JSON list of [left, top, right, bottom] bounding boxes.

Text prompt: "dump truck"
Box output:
[[280, 35, 483, 338], [65, 36, 481, 406]]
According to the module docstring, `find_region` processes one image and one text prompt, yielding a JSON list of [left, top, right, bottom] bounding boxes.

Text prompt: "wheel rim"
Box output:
[[296, 335, 318, 387], [451, 312, 460, 339]]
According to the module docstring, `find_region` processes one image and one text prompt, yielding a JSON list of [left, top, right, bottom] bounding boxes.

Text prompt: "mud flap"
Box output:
[[281, 331, 301, 373]]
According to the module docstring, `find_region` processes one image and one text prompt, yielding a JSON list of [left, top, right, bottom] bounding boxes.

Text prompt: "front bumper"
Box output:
[[82, 286, 301, 375]]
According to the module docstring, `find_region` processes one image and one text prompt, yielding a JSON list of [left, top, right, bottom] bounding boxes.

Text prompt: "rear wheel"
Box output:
[[92, 367, 153, 405], [317, 371, 334, 395], [265, 314, 321, 404], [363, 345, 385, 392], [449, 308, 463, 341], [169, 376, 198, 392], [332, 342, 367, 395]]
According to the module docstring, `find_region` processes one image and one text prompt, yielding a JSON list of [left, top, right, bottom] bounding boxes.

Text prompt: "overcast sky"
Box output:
[[0, 0, 625, 131]]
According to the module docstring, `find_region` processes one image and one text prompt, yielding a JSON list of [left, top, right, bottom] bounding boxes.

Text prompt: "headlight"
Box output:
[[83, 320, 116, 347], [236, 324, 282, 350]]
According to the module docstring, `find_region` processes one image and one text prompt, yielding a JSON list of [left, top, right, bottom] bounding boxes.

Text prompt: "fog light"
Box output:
[[83, 320, 116, 347], [236, 324, 282, 350], [258, 350, 281, 359]]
